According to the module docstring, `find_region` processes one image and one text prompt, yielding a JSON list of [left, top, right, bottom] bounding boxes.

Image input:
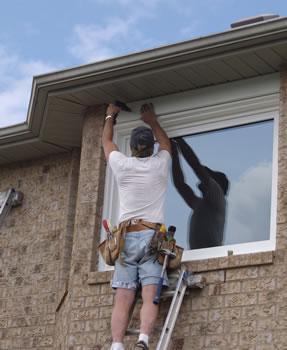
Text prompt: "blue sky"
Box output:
[[1, 0, 287, 127]]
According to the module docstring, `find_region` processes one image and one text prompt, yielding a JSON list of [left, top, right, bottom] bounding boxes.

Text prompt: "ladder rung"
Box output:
[[126, 328, 162, 336], [161, 290, 189, 298], [161, 290, 175, 298]]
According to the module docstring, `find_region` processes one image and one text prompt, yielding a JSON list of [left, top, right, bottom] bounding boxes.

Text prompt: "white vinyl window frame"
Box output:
[[99, 74, 279, 271]]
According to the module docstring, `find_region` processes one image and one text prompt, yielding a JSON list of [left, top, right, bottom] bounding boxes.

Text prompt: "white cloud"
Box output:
[[0, 77, 32, 128], [0, 47, 18, 85], [69, 17, 135, 62], [68, 0, 173, 63], [0, 46, 58, 128], [224, 162, 272, 245]]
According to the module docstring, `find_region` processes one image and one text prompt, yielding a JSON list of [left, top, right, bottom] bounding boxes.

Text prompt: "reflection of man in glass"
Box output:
[[171, 137, 229, 249]]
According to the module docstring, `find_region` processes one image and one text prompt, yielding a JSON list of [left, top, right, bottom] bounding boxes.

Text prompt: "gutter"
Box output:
[[33, 16, 287, 89]]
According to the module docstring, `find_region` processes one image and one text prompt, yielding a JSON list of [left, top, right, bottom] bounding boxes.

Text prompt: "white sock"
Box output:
[[139, 333, 149, 345], [110, 343, 125, 350]]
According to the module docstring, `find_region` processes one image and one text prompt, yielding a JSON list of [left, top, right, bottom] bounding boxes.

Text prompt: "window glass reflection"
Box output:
[[165, 120, 273, 250]]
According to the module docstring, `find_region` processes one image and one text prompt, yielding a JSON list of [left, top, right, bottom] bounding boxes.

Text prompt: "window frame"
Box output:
[[99, 76, 279, 271]]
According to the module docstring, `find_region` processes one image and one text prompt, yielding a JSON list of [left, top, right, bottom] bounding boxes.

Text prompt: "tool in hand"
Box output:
[[114, 100, 131, 112], [112, 100, 132, 124], [153, 226, 177, 305]]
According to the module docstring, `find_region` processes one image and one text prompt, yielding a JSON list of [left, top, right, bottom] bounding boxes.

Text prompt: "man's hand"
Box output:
[[106, 104, 121, 118], [140, 102, 171, 154], [140, 103, 157, 126]]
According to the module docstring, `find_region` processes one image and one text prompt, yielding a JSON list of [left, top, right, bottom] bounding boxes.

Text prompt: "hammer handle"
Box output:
[[153, 254, 168, 305]]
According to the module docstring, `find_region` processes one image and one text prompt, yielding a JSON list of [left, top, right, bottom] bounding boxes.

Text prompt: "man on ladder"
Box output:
[[102, 102, 171, 350]]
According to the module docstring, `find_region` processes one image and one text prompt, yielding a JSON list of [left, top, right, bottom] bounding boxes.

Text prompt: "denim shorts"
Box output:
[[111, 229, 169, 291]]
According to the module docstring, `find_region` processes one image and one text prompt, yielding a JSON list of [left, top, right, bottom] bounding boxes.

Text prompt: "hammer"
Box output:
[[153, 226, 177, 305], [153, 248, 177, 305], [112, 100, 132, 124]]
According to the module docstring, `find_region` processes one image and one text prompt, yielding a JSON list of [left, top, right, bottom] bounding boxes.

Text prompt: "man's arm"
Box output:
[[175, 137, 210, 186], [171, 140, 199, 209], [102, 104, 121, 161], [140, 103, 171, 154]]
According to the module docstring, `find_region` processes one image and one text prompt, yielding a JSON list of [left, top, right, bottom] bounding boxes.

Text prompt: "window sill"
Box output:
[[88, 251, 274, 285], [184, 250, 274, 272]]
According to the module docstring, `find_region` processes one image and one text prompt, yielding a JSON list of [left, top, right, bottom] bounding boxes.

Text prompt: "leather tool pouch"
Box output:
[[149, 230, 165, 251], [157, 240, 184, 270], [98, 220, 130, 266], [150, 229, 184, 270]]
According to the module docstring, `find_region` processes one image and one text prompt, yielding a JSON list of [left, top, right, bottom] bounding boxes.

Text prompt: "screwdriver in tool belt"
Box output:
[[166, 225, 176, 243], [107, 220, 114, 233], [102, 219, 113, 238]]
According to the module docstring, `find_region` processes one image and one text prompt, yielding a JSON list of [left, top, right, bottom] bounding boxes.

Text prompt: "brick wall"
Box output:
[[0, 151, 80, 349], [1, 68, 287, 350], [54, 104, 108, 349]]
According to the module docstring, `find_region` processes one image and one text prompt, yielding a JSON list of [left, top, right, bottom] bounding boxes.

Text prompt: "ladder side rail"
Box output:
[[156, 269, 187, 350], [0, 189, 13, 214], [0, 189, 15, 229]]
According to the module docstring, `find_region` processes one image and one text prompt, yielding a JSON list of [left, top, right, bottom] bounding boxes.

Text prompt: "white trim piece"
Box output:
[[270, 108, 279, 249], [117, 74, 280, 124], [99, 76, 279, 270], [183, 240, 275, 261]]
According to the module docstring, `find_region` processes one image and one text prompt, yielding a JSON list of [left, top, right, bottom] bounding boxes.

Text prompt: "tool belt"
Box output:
[[130, 219, 162, 230], [149, 230, 184, 270], [98, 220, 129, 266], [98, 218, 183, 268], [98, 219, 160, 266], [157, 240, 184, 269]]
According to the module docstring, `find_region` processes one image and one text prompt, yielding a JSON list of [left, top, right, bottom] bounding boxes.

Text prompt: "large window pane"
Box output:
[[165, 120, 273, 250]]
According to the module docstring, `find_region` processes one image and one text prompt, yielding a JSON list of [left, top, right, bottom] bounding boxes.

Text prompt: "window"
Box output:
[[165, 120, 276, 261], [99, 77, 279, 269]]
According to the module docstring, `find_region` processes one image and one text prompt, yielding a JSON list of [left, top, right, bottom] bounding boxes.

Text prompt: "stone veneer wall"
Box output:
[[1, 68, 287, 349], [0, 150, 80, 349], [54, 105, 109, 350]]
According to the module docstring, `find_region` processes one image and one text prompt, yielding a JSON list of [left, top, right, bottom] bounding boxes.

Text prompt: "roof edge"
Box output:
[[34, 16, 287, 87], [1, 16, 286, 142]]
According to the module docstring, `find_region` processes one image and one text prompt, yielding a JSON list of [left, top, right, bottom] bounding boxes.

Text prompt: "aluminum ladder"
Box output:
[[0, 188, 23, 229], [126, 266, 205, 350]]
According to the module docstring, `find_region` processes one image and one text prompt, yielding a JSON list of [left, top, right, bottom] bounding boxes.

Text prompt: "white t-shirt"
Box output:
[[109, 150, 171, 224]]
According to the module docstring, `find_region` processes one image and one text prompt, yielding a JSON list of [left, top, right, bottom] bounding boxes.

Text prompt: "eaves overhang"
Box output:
[[1, 16, 287, 165]]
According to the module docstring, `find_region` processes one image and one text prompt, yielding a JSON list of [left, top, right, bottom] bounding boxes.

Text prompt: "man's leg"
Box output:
[[111, 288, 136, 343], [140, 284, 158, 335]]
